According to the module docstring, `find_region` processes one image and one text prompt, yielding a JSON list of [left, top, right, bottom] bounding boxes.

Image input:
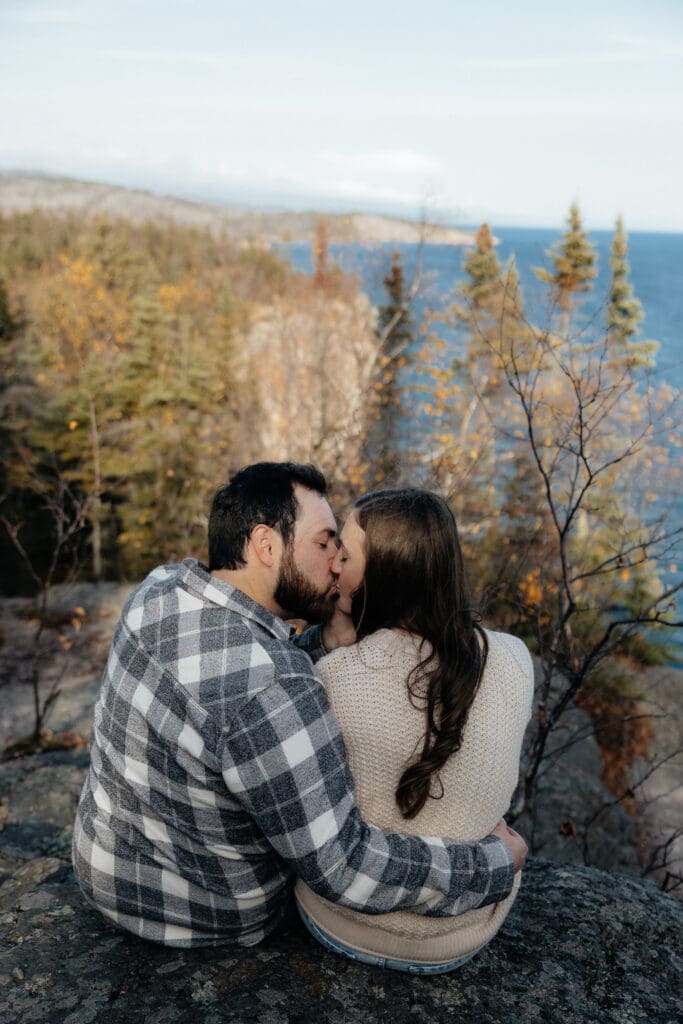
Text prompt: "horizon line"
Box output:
[[1, 166, 681, 237]]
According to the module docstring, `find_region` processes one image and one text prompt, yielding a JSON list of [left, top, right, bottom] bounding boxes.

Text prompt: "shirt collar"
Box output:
[[176, 558, 293, 640]]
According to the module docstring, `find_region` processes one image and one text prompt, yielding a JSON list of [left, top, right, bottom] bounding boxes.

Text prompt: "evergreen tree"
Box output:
[[373, 250, 414, 483], [377, 249, 414, 351], [0, 277, 21, 525], [462, 223, 502, 309], [1, 208, 394, 581], [0, 279, 19, 341], [535, 203, 597, 313], [312, 217, 330, 289], [608, 217, 642, 343], [458, 227, 531, 383], [114, 285, 197, 572], [0, 279, 21, 476], [26, 256, 129, 579], [607, 217, 658, 367]]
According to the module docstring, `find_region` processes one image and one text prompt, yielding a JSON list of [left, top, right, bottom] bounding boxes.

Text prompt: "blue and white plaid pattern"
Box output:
[[73, 559, 513, 947]]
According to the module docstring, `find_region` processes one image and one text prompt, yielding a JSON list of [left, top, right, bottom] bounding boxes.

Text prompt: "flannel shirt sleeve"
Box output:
[[291, 625, 326, 664], [220, 672, 514, 917]]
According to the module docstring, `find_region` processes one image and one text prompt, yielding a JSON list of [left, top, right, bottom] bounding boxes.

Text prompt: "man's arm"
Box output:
[[291, 624, 327, 663], [220, 672, 519, 918]]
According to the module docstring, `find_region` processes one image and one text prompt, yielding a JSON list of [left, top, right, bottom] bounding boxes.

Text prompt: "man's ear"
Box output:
[[250, 524, 279, 568]]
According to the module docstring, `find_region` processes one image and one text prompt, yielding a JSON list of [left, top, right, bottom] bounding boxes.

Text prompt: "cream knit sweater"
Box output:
[[295, 627, 534, 963]]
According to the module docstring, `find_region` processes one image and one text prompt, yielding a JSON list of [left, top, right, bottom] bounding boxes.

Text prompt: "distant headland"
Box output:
[[0, 172, 477, 246]]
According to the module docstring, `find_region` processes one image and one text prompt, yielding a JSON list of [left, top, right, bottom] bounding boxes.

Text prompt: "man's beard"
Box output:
[[274, 547, 338, 624]]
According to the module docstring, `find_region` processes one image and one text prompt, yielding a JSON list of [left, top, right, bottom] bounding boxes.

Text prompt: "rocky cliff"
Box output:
[[0, 745, 681, 1024]]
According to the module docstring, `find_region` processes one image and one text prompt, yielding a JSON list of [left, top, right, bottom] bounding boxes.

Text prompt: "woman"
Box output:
[[295, 488, 534, 974]]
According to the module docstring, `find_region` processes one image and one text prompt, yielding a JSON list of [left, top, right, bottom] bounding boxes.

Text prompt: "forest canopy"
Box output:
[[1, 206, 679, 683], [0, 211, 377, 584], [1, 205, 681, 873]]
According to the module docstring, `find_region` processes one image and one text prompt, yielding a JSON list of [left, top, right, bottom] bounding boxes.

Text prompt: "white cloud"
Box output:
[[319, 149, 444, 178], [313, 178, 428, 209]]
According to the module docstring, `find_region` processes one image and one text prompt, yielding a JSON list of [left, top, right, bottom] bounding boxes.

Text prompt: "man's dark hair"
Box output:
[[208, 462, 327, 571]]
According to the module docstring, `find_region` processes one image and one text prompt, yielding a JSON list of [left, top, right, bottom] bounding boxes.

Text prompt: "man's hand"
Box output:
[[321, 602, 356, 653], [491, 819, 528, 872]]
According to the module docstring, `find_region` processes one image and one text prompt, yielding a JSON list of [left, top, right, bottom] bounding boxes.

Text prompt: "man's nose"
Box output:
[[330, 550, 342, 574]]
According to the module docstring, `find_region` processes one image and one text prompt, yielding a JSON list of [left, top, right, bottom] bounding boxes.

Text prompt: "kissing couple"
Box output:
[[73, 461, 533, 975]]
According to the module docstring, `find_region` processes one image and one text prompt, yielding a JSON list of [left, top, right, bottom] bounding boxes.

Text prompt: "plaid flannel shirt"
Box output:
[[73, 558, 514, 947]]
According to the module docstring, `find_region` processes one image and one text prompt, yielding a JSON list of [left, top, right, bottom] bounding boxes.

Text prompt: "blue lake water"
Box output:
[[277, 228, 683, 389], [276, 228, 683, 663]]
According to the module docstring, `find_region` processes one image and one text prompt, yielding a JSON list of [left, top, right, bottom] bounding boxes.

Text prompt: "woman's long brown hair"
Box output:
[[351, 489, 488, 820]]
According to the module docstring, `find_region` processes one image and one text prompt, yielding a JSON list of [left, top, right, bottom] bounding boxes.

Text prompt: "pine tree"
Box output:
[[608, 217, 642, 343], [373, 250, 414, 482], [459, 227, 531, 383], [114, 284, 203, 573], [0, 279, 19, 341], [607, 217, 658, 367], [535, 203, 597, 313], [26, 255, 131, 579], [377, 249, 414, 352], [0, 279, 20, 461], [0, 278, 21, 512], [312, 217, 330, 289], [462, 223, 502, 309]]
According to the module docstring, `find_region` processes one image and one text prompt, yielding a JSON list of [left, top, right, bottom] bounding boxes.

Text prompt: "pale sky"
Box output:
[[2, 0, 683, 231]]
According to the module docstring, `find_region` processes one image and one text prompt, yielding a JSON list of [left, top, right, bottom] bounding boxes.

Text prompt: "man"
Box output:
[[73, 462, 527, 947]]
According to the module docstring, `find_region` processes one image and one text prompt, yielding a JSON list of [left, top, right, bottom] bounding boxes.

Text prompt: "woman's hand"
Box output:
[[322, 602, 356, 652]]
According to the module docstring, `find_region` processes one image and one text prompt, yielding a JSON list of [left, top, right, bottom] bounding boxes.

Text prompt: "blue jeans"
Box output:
[[297, 903, 481, 975]]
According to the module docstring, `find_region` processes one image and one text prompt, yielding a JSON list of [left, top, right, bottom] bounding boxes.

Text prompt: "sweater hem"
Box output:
[[294, 872, 521, 962]]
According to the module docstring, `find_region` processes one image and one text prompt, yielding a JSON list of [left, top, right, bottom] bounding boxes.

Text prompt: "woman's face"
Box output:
[[332, 511, 366, 614]]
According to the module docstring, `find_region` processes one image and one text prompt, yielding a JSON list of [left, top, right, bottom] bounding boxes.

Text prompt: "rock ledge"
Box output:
[[1, 749, 681, 1024]]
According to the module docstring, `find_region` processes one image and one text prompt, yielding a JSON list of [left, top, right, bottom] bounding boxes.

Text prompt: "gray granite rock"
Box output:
[[514, 672, 641, 874], [0, 749, 681, 1024]]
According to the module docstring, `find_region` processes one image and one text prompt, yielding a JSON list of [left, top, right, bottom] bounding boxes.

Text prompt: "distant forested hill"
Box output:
[[0, 173, 474, 246]]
